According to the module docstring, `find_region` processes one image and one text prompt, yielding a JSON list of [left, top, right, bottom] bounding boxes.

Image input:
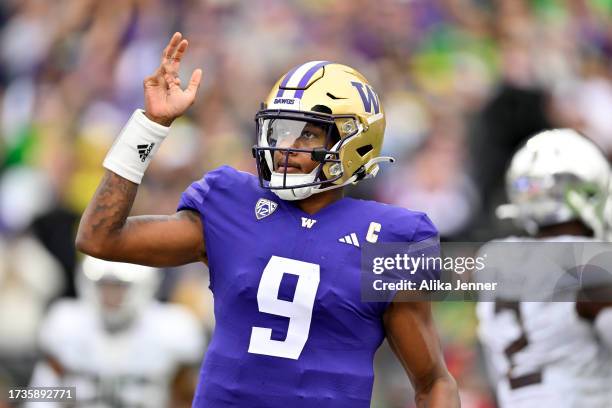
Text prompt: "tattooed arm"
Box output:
[[76, 33, 204, 266], [76, 171, 205, 266]]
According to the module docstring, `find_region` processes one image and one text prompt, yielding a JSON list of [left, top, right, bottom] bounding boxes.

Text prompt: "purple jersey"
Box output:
[[177, 166, 438, 407]]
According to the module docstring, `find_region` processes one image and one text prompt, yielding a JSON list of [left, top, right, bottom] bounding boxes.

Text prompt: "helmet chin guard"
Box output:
[[270, 168, 319, 200]]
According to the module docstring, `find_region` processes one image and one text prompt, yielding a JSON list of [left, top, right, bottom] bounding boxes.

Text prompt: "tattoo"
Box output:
[[76, 171, 139, 251], [89, 172, 138, 235], [77, 170, 205, 264]]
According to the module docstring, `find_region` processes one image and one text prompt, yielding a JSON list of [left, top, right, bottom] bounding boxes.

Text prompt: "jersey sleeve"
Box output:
[[408, 213, 441, 281], [378, 211, 441, 308], [177, 165, 255, 286], [410, 213, 439, 242], [176, 166, 233, 215]]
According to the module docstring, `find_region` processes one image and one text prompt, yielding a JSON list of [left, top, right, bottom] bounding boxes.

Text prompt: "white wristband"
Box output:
[[103, 109, 170, 184]]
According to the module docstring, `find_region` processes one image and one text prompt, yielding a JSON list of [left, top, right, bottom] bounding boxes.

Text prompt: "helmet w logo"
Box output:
[[350, 82, 380, 114], [255, 198, 278, 220]]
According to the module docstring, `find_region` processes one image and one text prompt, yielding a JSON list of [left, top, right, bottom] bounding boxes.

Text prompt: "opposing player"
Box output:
[[28, 256, 205, 407], [477, 129, 612, 407], [76, 33, 459, 407]]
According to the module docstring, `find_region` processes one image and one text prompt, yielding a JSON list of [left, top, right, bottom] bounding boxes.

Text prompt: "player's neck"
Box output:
[[296, 188, 344, 215]]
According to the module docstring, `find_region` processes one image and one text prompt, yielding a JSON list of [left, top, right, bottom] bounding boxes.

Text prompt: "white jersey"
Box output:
[[477, 236, 611, 408], [29, 299, 205, 408]]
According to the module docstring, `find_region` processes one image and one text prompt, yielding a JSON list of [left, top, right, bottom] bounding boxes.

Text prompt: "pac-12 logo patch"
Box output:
[[255, 198, 278, 220]]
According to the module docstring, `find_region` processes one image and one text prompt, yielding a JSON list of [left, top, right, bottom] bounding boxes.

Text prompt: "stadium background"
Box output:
[[0, 0, 611, 406]]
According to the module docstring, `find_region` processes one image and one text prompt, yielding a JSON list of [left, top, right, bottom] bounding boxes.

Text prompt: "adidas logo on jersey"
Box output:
[[301, 217, 317, 229], [137, 143, 155, 162], [255, 198, 278, 220], [339, 233, 360, 247]]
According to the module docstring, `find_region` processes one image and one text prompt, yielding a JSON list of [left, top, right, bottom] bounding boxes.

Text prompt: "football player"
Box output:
[[476, 129, 612, 407], [28, 256, 205, 407], [76, 33, 460, 407]]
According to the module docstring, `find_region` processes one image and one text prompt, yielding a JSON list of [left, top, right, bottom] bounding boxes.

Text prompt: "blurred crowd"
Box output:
[[0, 0, 611, 407]]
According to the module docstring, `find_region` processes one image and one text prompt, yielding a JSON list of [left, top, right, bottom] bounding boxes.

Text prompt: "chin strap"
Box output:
[[360, 156, 396, 180], [271, 155, 396, 200], [312, 156, 396, 195]]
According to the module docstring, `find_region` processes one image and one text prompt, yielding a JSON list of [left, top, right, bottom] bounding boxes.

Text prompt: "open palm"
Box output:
[[144, 32, 202, 126]]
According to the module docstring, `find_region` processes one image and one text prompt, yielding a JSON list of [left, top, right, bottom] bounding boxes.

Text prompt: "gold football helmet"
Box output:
[[252, 61, 393, 200]]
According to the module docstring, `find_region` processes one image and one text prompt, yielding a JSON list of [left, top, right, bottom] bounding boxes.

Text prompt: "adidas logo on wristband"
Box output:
[[137, 143, 155, 162], [104, 110, 170, 184]]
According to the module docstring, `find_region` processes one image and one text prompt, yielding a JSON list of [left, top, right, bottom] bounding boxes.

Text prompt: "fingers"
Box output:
[[154, 33, 201, 101], [173, 39, 189, 63], [166, 39, 188, 69], [185, 68, 203, 98], [162, 33, 188, 68], [161, 32, 182, 65], [161, 33, 189, 86], [164, 72, 182, 90]]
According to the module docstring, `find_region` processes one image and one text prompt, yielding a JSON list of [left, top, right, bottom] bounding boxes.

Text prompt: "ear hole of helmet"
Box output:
[[356, 144, 373, 157], [329, 124, 340, 145]]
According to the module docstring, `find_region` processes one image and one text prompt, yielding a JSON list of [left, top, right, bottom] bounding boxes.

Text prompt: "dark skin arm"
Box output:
[[76, 33, 205, 266], [170, 365, 200, 408], [76, 171, 205, 266], [384, 300, 460, 407]]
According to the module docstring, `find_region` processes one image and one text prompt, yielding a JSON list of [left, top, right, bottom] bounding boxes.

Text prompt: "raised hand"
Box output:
[[143, 32, 202, 126]]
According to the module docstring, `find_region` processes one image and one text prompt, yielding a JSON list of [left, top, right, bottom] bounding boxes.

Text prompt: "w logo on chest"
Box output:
[[301, 217, 317, 229], [255, 198, 278, 220]]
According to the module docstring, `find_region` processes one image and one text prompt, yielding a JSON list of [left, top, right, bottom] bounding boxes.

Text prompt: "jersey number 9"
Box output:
[[248, 256, 320, 359]]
